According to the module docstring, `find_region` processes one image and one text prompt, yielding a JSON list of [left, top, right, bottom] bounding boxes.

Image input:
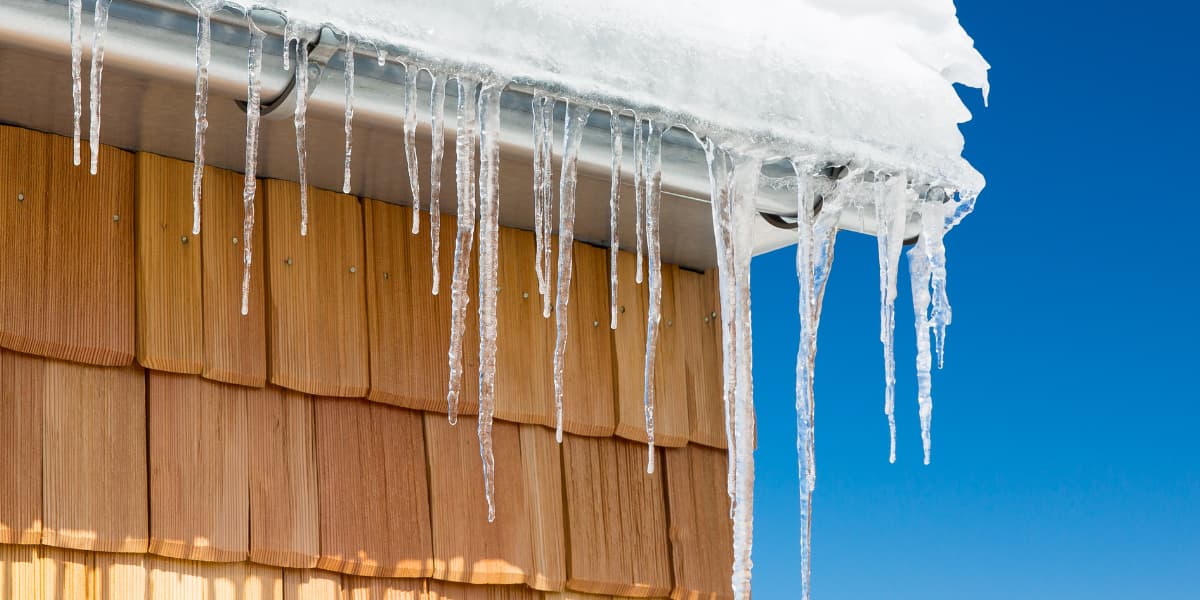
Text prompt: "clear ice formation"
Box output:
[[640, 121, 664, 473], [240, 16, 266, 317], [283, 22, 312, 236], [476, 82, 505, 523], [445, 76, 479, 426], [551, 101, 592, 444], [632, 115, 645, 284], [608, 110, 623, 330], [429, 72, 447, 294], [404, 65, 422, 234], [873, 177, 909, 463], [188, 0, 223, 236], [341, 36, 356, 194], [87, 0, 113, 175], [69, 0, 82, 167], [532, 91, 556, 318]]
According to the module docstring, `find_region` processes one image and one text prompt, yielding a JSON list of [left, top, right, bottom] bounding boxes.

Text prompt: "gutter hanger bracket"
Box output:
[[236, 12, 341, 121]]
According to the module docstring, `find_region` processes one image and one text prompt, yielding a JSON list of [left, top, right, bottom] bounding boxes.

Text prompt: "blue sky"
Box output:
[[748, 1, 1199, 598]]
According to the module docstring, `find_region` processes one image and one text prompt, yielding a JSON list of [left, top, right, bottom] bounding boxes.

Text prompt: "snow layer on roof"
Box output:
[[256, 0, 988, 192]]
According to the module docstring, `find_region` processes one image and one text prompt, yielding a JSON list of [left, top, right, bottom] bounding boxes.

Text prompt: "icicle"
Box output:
[[908, 239, 934, 466], [445, 76, 480, 425], [532, 92, 556, 318], [476, 82, 504, 523], [284, 24, 312, 236], [794, 165, 848, 600], [188, 1, 223, 235], [551, 101, 592, 444], [69, 0, 83, 166], [703, 141, 738, 509], [341, 36, 355, 194], [376, 47, 387, 66], [240, 17, 266, 317], [87, 0, 113, 175], [608, 110, 623, 330], [404, 66, 422, 234], [429, 73, 447, 294], [929, 191, 976, 368], [640, 121, 664, 473], [632, 116, 645, 284], [873, 177, 909, 463]]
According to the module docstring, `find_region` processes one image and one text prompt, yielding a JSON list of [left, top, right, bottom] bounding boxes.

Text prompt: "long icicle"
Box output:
[[429, 73, 447, 294], [532, 92, 548, 308], [608, 109, 623, 329], [551, 101, 593, 443], [404, 65, 422, 234], [284, 25, 312, 236], [931, 191, 977, 368], [794, 165, 848, 600], [445, 76, 479, 425], [873, 177, 909, 463], [187, 1, 222, 235], [703, 141, 738, 507], [641, 121, 664, 473], [69, 0, 83, 166], [476, 82, 504, 522], [341, 36, 355, 194], [632, 115, 645, 284], [240, 16, 265, 316], [87, 0, 113, 175], [534, 92, 556, 318], [728, 153, 762, 600]]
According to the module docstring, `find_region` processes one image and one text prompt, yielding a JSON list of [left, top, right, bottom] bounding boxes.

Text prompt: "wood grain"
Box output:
[[148, 372, 250, 562], [424, 414, 532, 586], [342, 575, 425, 600], [39, 546, 92, 600], [674, 270, 724, 449], [0, 544, 40, 599], [562, 435, 672, 598], [0, 126, 135, 366], [519, 425, 566, 592], [135, 152, 204, 373], [263, 180, 368, 397], [147, 556, 282, 600], [560, 243, 616, 437], [663, 446, 733, 600], [314, 398, 433, 578], [94, 552, 148, 600], [201, 163, 267, 387], [612, 252, 688, 448], [0, 350, 44, 544], [494, 228, 554, 427], [427, 581, 543, 600], [247, 387, 319, 568], [284, 568, 342, 600], [364, 200, 478, 415], [42, 361, 148, 553]]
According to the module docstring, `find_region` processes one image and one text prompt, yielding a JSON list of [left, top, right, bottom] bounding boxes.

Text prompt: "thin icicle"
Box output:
[[404, 66, 422, 234], [930, 191, 977, 368], [69, 0, 83, 166], [476, 82, 504, 523], [188, 1, 223, 235], [341, 36, 355, 194], [532, 92, 556, 318], [429, 73, 447, 294], [284, 24, 312, 236], [632, 116, 645, 284], [727, 153, 763, 600], [794, 165, 848, 600], [703, 141, 738, 508], [641, 121, 664, 472], [240, 17, 266, 317], [608, 110, 623, 330], [87, 0, 113, 175], [908, 238, 934, 465], [551, 101, 592, 444], [873, 177, 909, 463], [445, 76, 480, 425]]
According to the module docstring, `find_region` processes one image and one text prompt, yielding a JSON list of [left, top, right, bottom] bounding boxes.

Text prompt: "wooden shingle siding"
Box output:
[[39, 545, 91, 599], [365, 200, 478, 415], [264, 180, 369, 397], [0, 544, 39, 598], [0, 350, 44, 545], [200, 162, 267, 387], [424, 415, 532, 586], [518, 425, 566, 592], [0, 126, 135, 366], [136, 153, 204, 374], [342, 575, 425, 599], [611, 252, 689, 448], [147, 556, 284, 600], [427, 581, 543, 600], [94, 552, 148, 600], [148, 373, 250, 562], [315, 398, 433, 578], [494, 228, 554, 427], [674, 270, 725, 449], [663, 446, 733, 600], [41, 361, 148, 553], [247, 387, 319, 569], [560, 243, 617, 438], [285, 568, 343, 600], [562, 436, 672, 598]]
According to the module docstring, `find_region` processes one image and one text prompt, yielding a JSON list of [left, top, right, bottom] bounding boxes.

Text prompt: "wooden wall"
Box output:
[[0, 125, 732, 600]]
